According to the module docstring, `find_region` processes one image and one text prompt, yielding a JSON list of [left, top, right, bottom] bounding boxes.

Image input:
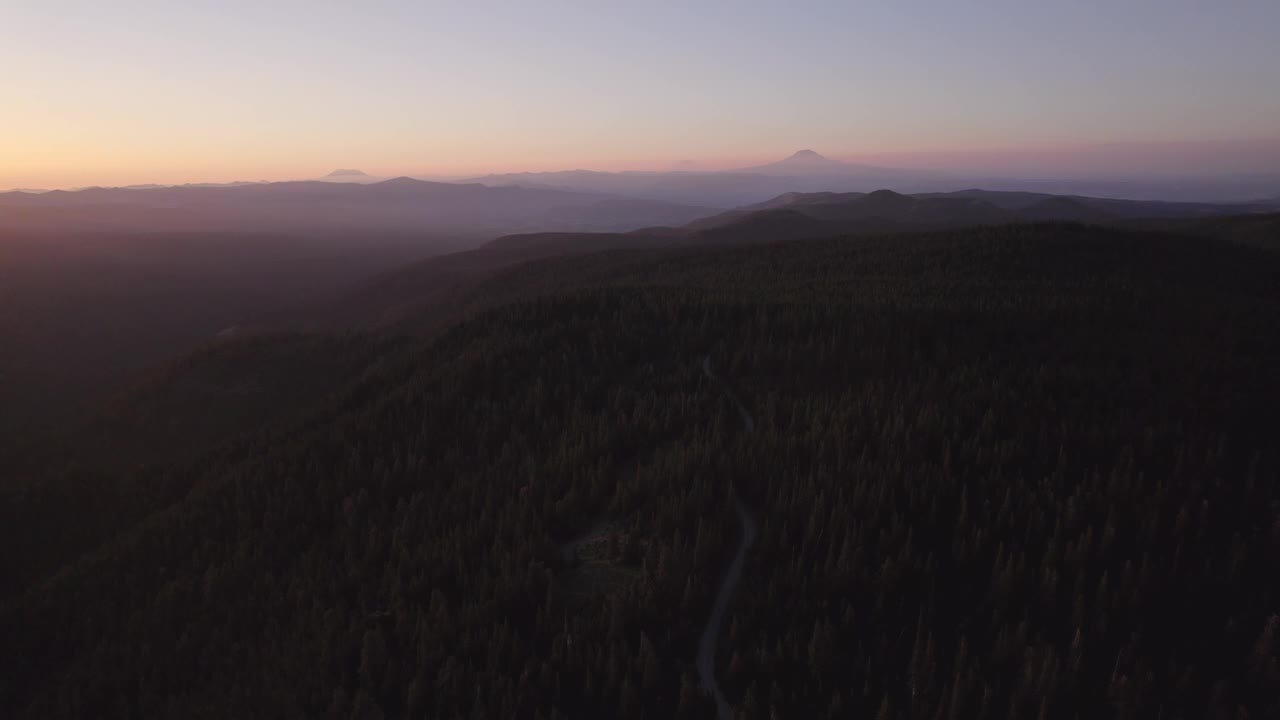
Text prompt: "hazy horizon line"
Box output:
[[5, 137, 1280, 194]]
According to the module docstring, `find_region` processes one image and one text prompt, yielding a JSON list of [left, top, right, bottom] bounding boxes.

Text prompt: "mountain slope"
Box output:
[[317, 230, 682, 330], [4, 223, 1278, 719], [0, 332, 408, 599], [0, 224, 479, 446]]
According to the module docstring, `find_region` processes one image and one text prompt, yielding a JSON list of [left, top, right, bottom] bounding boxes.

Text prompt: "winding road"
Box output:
[[696, 355, 758, 720]]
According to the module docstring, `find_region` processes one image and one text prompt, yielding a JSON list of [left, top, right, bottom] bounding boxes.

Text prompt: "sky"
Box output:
[[2, 0, 1279, 189]]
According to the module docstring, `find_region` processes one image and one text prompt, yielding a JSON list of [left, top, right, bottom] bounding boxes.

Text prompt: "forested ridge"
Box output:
[[3, 223, 1279, 719]]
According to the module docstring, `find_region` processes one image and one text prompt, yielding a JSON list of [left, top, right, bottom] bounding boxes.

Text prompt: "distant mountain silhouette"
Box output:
[[63, 181, 262, 192], [732, 149, 906, 177], [757, 149, 838, 170], [0, 177, 715, 234], [467, 152, 947, 207], [325, 188, 1060, 329], [180, 181, 264, 188], [347, 189, 1273, 308], [464, 151, 1280, 206], [311, 184, 1280, 339], [318, 169, 383, 184]]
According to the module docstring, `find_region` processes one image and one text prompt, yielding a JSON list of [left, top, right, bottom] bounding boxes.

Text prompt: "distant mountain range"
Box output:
[[732, 149, 908, 177], [0, 177, 715, 235], [677, 188, 1278, 242], [466, 150, 1280, 207], [12, 153, 1275, 209], [318, 169, 384, 184], [319, 187, 1279, 331], [6, 157, 1274, 246], [465, 150, 950, 207]]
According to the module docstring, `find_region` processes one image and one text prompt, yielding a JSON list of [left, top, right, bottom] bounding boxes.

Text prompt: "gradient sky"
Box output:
[[3, 0, 1279, 189]]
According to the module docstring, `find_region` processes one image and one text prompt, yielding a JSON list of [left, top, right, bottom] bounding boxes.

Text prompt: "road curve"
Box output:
[[696, 355, 758, 720]]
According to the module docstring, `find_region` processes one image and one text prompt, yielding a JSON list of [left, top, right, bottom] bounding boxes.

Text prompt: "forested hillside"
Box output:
[[3, 223, 1278, 719], [1125, 212, 1280, 251], [0, 333, 408, 597]]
